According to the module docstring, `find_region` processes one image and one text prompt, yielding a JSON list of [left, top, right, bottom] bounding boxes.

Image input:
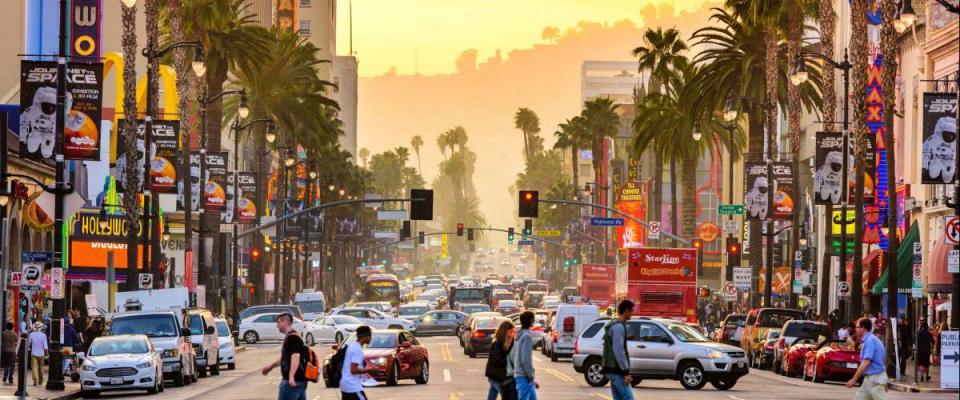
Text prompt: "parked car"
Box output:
[[464, 317, 509, 358], [739, 308, 804, 366], [415, 310, 466, 336], [238, 312, 305, 344], [308, 315, 363, 344], [328, 307, 417, 332], [186, 309, 221, 377], [572, 317, 750, 390], [458, 304, 492, 315], [543, 304, 599, 362], [802, 340, 860, 383], [779, 338, 820, 377], [79, 335, 164, 397], [213, 318, 236, 370], [717, 314, 746, 345], [108, 309, 196, 386], [323, 330, 429, 387], [294, 290, 327, 321], [494, 300, 520, 315], [754, 329, 781, 369], [397, 304, 431, 322], [771, 320, 830, 374], [238, 305, 304, 323]]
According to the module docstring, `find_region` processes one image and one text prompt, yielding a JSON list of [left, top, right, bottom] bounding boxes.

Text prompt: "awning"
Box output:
[[872, 220, 919, 294], [927, 235, 953, 293]]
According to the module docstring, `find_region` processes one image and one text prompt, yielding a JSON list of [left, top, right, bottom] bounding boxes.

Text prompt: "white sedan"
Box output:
[[214, 318, 236, 370], [305, 315, 363, 344], [329, 307, 417, 332], [79, 335, 164, 397], [238, 313, 305, 344]]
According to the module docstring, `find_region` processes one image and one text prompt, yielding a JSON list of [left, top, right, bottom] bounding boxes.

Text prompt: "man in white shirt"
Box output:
[[27, 322, 47, 386], [341, 325, 375, 400]]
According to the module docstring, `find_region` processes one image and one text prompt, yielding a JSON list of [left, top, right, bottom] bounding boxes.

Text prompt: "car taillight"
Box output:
[[551, 331, 558, 343], [776, 338, 785, 348], [473, 331, 487, 338], [563, 316, 575, 332], [765, 342, 774, 351], [574, 339, 579, 354], [531, 326, 543, 332]]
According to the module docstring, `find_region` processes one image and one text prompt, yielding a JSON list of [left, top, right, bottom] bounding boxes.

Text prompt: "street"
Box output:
[[90, 337, 954, 400]]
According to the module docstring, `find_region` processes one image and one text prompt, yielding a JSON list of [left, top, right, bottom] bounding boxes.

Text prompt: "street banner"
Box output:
[[771, 162, 794, 220], [19, 61, 103, 160], [113, 119, 143, 192], [69, 0, 102, 59], [236, 172, 258, 224], [627, 248, 697, 284], [912, 242, 923, 298], [744, 162, 770, 221], [150, 120, 179, 193], [204, 152, 227, 212], [275, 0, 297, 32], [177, 151, 202, 211], [921, 93, 958, 184], [814, 132, 850, 205], [222, 174, 236, 224]]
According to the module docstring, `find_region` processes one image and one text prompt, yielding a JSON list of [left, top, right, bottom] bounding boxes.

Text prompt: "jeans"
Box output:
[[2, 352, 14, 383], [487, 378, 503, 400], [278, 379, 307, 400], [515, 376, 537, 400], [607, 373, 634, 400]]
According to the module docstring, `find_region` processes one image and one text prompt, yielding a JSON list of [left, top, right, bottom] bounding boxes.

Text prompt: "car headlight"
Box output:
[[136, 360, 154, 369], [81, 362, 97, 371], [221, 342, 233, 350], [369, 357, 387, 365], [707, 351, 725, 360], [162, 349, 179, 358]]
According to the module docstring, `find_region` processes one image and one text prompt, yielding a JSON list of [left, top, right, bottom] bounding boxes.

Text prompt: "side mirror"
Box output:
[[660, 336, 674, 345], [331, 344, 339, 350], [205, 325, 215, 335], [181, 328, 192, 337], [399, 341, 412, 348]]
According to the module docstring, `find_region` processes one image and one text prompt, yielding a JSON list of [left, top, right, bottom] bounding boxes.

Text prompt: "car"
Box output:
[[415, 310, 467, 336], [544, 304, 599, 362], [771, 320, 830, 374], [307, 315, 363, 344], [458, 303, 492, 315], [779, 338, 820, 377], [414, 293, 440, 309], [238, 304, 304, 322], [717, 314, 746, 345], [108, 309, 196, 386], [560, 287, 580, 302], [238, 312, 305, 344], [464, 317, 510, 358], [754, 329, 781, 369], [328, 307, 417, 332], [213, 318, 236, 370], [294, 290, 327, 321], [802, 339, 860, 383], [542, 298, 561, 310], [412, 277, 425, 287], [79, 335, 164, 397], [458, 313, 503, 347], [186, 309, 221, 377], [494, 300, 520, 315], [739, 308, 804, 366], [397, 304, 431, 322], [356, 302, 394, 315], [573, 317, 749, 390], [491, 290, 515, 307], [524, 292, 545, 309], [323, 330, 429, 387]]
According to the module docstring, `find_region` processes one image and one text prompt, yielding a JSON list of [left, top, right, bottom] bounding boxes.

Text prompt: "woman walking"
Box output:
[[916, 321, 934, 382], [485, 320, 517, 400]]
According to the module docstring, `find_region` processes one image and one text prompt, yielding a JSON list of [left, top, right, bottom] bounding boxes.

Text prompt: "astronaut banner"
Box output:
[[19, 61, 103, 160], [815, 132, 851, 205], [150, 120, 179, 193], [114, 119, 144, 192], [744, 162, 770, 221], [922, 93, 958, 184], [236, 172, 258, 224], [771, 162, 794, 220], [204, 152, 228, 212], [177, 151, 202, 211]]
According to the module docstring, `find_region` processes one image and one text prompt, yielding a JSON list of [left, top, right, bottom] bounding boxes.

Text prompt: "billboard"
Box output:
[[616, 180, 644, 249], [68, 212, 148, 282], [19, 61, 103, 160], [627, 248, 697, 284], [236, 172, 258, 224], [275, 0, 297, 32], [70, 0, 102, 59], [204, 152, 227, 212], [814, 132, 849, 205], [744, 162, 770, 221], [921, 93, 958, 184], [771, 162, 794, 220], [177, 151, 202, 211], [581, 264, 616, 282], [149, 120, 179, 193]]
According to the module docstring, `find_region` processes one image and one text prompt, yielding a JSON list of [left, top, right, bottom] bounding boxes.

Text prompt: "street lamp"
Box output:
[[284, 155, 296, 167], [723, 99, 739, 122], [163, 224, 171, 241], [692, 123, 702, 141], [192, 48, 207, 78], [238, 92, 250, 119], [329, 184, 336, 192], [896, 0, 916, 33], [120, 0, 137, 8], [309, 171, 318, 179]]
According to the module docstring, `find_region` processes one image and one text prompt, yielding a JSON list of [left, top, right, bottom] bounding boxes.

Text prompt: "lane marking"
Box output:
[[440, 343, 453, 361], [449, 392, 463, 400], [543, 367, 575, 383], [590, 394, 612, 400], [443, 368, 452, 382], [728, 396, 745, 400]]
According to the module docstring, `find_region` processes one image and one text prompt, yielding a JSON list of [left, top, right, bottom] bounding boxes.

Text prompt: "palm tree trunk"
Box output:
[[748, 109, 764, 306], [571, 146, 580, 201], [653, 152, 664, 247], [670, 155, 678, 248], [880, 0, 901, 353], [121, 3, 140, 292], [818, 0, 837, 317], [764, 31, 779, 158], [167, 0, 194, 291], [849, 0, 869, 320], [787, 11, 803, 308], [681, 155, 697, 240]]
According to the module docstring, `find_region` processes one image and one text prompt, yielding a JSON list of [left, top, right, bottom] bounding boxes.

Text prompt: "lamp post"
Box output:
[[718, 117, 739, 283]]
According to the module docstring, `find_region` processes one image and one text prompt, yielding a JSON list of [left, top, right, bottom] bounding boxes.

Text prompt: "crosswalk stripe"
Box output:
[[443, 368, 452, 382]]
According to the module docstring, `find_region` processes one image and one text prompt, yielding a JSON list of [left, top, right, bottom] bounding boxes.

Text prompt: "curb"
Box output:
[[887, 382, 959, 393], [234, 346, 247, 353]]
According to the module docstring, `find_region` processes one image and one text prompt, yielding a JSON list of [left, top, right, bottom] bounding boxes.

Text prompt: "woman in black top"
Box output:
[[485, 320, 516, 400], [916, 320, 934, 381]]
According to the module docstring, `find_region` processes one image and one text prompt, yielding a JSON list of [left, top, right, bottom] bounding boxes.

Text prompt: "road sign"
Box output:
[[648, 222, 662, 239], [913, 243, 924, 298], [9, 272, 22, 287], [518, 240, 534, 246], [792, 268, 802, 294], [838, 281, 850, 299], [718, 204, 744, 215], [590, 217, 624, 227], [733, 267, 751, 291], [949, 250, 960, 274], [536, 230, 561, 237], [22, 265, 42, 291], [941, 331, 959, 389], [946, 217, 960, 245], [139, 273, 153, 290], [50, 268, 64, 299], [831, 238, 855, 254], [722, 220, 738, 234], [722, 282, 737, 301]]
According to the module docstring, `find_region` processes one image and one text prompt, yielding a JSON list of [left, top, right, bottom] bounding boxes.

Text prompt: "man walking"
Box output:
[[27, 322, 47, 386], [341, 325, 376, 400], [603, 300, 634, 400], [2, 323, 17, 385], [847, 317, 887, 400], [514, 311, 537, 400], [261, 313, 309, 400]]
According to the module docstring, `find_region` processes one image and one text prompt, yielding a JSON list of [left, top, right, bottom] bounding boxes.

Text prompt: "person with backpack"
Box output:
[[261, 313, 310, 400], [340, 325, 376, 400], [485, 320, 517, 400], [603, 300, 634, 400]]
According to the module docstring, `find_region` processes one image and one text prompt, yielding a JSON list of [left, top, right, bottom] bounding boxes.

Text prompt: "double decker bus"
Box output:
[[361, 273, 401, 307]]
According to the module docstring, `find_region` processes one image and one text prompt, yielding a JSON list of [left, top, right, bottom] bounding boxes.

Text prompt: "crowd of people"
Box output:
[[0, 309, 105, 388]]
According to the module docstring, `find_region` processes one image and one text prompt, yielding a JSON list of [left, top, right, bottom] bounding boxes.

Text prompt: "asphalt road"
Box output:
[[89, 335, 955, 400]]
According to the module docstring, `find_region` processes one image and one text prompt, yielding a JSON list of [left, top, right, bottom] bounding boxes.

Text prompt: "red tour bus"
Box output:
[[626, 248, 698, 322], [580, 264, 616, 308]]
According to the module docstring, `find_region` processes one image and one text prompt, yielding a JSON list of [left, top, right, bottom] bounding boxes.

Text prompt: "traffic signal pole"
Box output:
[[537, 198, 690, 245]]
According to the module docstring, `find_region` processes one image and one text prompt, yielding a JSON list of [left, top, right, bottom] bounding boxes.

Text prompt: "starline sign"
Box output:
[[627, 248, 697, 284]]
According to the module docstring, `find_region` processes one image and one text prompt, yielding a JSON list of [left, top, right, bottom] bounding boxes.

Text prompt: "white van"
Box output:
[[294, 290, 327, 320], [545, 304, 600, 362]]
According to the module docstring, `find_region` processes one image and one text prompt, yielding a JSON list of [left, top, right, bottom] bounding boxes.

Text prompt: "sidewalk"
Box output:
[[887, 361, 959, 394], [0, 381, 81, 400]]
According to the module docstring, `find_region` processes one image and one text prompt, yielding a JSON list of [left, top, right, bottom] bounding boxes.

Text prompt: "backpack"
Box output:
[[323, 344, 349, 388], [287, 332, 320, 383]]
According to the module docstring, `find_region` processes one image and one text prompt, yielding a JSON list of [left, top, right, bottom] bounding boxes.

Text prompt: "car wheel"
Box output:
[[469, 348, 476, 358], [173, 365, 186, 387], [630, 377, 642, 387], [70, 372, 80, 382], [148, 378, 159, 394], [244, 331, 259, 344], [678, 361, 707, 390], [710, 379, 737, 391], [550, 350, 558, 362], [335, 332, 344, 344], [386, 361, 400, 386], [198, 362, 208, 378], [773, 358, 780, 374], [388, 325, 402, 330], [583, 358, 608, 387], [414, 361, 429, 384], [306, 333, 316, 346], [228, 363, 236, 371]]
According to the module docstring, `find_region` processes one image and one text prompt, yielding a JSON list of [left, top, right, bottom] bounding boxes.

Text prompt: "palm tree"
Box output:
[[849, 0, 869, 318], [120, 1, 140, 290], [553, 116, 587, 201], [581, 97, 620, 256], [436, 131, 450, 160], [514, 108, 541, 163], [358, 148, 370, 168], [816, 0, 836, 317], [879, 0, 900, 341], [411, 135, 424, 176]]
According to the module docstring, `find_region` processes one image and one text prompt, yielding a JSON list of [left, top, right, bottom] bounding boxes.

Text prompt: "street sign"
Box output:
[[139, 273, 153, 290], [722, 220, 737, 234], [949, 249, 960, 274], [518, 240, 535, 246], [441, 234, 448, 258], [945, 216, 960, 245], [838, 281, 850, 299], [590, 217, 624, 227], [733, 267, 751, 291], [536, 230, 561, 237], [913, 243, 924, 298], [22, 264, 42, 291], [50, 268, 64, 299], [831, 238, 855, 255], [792, 267, 803, 294], [9, 272, 22, 287], [941, 331, 959, 389], [648, 222, 662, 239], [722, 282, 737, 301], [718, 204, 744, 215]]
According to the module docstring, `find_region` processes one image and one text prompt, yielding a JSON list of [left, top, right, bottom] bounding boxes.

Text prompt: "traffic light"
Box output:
[[418, 231, 425, 245], [250, 247, 262, 262], [467, 228, 475, 241], [692, 239, 703, 277], [523, 219, 533, 236], [507, 227, 515, 244], [401, 220, 411, 240], [726, 237, 741, 278], [698, 287, 712, 297], [692, 239, 703, 251], [518, 190, 539, 218], [410, 189, 434, 220], [457, 223, 464, 237]]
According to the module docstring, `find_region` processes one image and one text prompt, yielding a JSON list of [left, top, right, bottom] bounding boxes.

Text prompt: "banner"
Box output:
[[70, 0, 102, 59], [115, 119, 144, 192], [616, 180, 644, 249], [150, 120, 179, 193], [921, 93, 958, 184], [581, 264, 616, 281], [275, 0, 297, 32], [204, 152, 227, 212], [177, 151, 202, 211], [627, 248, 697, 284], [19, 61, 103, 160], [744, 162, 770, 221], [771, 162, 794, 220], [222, 174, 236, 224], [236, 172, 258, 224], [814, 132, 848, 205]]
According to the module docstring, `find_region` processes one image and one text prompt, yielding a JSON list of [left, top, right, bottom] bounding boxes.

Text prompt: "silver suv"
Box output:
[[572, 317, 749, 390]]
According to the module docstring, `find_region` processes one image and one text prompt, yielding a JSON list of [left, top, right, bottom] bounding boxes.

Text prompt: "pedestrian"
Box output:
[[62, 317, 81, 354], [602, 300, 634, 400], [82, 317, 103, 351], [339, 325, 376, 400], [27, 322, 47, 386], [847, 317, 887, 400], [485, 320, 517, 400], [897, 319, 912, 377], [260, 313, 309, 400], [915, 321, 933, 382], [2, 323, 17, 385], [513, 311, 538, 400]]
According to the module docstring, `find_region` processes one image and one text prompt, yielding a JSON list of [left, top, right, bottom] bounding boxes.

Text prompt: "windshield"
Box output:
[[454, 288, 485, 301], [298, 300, 326, 313], [783, 322, 829, 338], [463, 305, 490, 314], [111, 315, 178, 338], [417, 294, 437, 301], [333, 316, 362, 325], [527, 284, 547, 292], [758, 310, 804, 328], [498, 300, 517, 307], [667, 323, 709, 343], [216, 321, 230, 337], [189, 315, 204, 335], [88, 339, 150, 356], [368, 333, 398, 349], [399, 307, 428, 316]]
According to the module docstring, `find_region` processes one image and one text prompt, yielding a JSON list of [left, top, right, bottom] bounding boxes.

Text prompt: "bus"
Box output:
[[362, 274, 401, 307]]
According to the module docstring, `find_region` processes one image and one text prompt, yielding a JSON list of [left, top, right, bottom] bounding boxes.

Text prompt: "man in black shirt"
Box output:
[[262, 313, 309, 400]]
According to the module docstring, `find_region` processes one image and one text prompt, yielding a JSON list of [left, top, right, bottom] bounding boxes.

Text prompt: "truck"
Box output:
[[579, 264, 616, 308], [626, 248, 699, 322], [449, 286, 488, 311], [294, 290, 327, 320], [112, 287, 190, 313]]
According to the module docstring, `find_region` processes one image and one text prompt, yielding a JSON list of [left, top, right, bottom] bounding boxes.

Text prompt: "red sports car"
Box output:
[[802, 340, 860, 383], [779, 339, 819, 377], [323, 329, 429, 387]]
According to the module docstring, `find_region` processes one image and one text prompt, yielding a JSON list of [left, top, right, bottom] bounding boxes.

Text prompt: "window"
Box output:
[[255, 315, 276, 323], [581, 321, 605, 339], [298, 20, 311, 37], [638, 323, 671, 343], [299, 0, 311, 6]]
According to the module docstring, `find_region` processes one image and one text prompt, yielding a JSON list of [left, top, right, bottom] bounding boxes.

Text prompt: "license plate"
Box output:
[[110, 377, 124, 385], [162, 366, 172, 373], [846, 363, 858, 369]]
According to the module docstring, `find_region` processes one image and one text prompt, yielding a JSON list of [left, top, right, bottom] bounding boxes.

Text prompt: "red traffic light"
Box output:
[[518, 190, 539, 218], [692, 239, 703, 250], [727, 242, 740, 254], [250, 248, 262, 261], [457, 223, 464, 236]]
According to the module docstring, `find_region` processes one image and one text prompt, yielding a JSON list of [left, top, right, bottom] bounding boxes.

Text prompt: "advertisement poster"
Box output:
[[222, 174, 236, 224], [771, 162, 794, 220], [19, 61, 103, 160], [744, 162, 770, 221], [580, 264, 616, 308], [150, 120, 179, 193], [757, 266, 792, 296], [70, 0, 102, 59], [177, 151, 202, 211], [627, 248, 697, 284], [68, 212, 147, 282], [114, 119, 144, 192], [616, 180, 644, 249], [814, 132, 849, 205], [275, 0, 297, 32], [236, 172, 258, 224], [921, 93, 958, 184], [204, 152, 227, 212]]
